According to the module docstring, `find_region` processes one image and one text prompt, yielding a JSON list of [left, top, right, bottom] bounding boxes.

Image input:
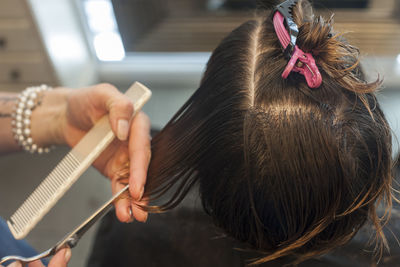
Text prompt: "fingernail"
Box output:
[[127, 207, 134, 223], [65, 248, 72, 262], [117, 119, 129, 141]]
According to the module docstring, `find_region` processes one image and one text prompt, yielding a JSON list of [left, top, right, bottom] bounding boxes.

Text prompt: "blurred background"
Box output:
[[0, 0, 400, 266]]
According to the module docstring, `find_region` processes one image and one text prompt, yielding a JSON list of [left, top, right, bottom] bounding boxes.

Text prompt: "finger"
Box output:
[[6, 261, 24, 267], [98, 142, 129, 181], [26, 260, 43, 267], [94, 84, 134, 141], [128, 112, 151, 201], [108, 95, 134, 142], [130, 196, 149, 223], [48, 248, 71, 267], [111, 178, 134, 223]]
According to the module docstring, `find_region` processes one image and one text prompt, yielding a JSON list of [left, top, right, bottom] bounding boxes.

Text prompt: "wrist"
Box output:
[[30, 88, 69, 147]]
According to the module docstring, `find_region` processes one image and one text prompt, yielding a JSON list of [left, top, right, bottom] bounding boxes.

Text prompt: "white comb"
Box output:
[[7, 82, 152, 240]]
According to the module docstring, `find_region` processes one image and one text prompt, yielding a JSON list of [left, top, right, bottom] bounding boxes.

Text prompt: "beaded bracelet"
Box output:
[[12, 85, 53, 154]]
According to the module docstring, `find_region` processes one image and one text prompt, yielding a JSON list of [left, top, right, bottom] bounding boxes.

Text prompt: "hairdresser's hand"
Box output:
[[1, 248, 71, 267], [31, 83, 150, 223]]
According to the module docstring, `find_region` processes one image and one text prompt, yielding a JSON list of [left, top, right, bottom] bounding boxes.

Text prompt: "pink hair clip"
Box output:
[[273, 7, 322, 88]]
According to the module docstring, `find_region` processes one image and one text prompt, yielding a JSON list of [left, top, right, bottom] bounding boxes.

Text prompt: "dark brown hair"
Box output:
[[128, 0, 394, 264]]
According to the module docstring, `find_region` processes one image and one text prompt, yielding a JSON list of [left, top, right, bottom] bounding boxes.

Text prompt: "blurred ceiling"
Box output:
[[111, 0, 399, 56]]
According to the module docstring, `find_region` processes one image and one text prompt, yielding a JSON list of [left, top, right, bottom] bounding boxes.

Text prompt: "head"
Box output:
[[133, 0, 393, 264]]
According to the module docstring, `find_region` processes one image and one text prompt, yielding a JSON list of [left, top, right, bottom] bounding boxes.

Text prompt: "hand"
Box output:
[[31, 83, 151, 223], [1, 248, 71, 267]]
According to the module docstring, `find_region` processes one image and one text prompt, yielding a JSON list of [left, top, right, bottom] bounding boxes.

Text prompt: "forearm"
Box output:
[[0, 89, 68, 154], [0, 93, 21, 153], [30, 88, 68, 148]]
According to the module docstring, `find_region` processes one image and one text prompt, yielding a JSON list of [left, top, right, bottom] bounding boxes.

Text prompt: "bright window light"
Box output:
[[48, 34, 85, 61], [94, 32, 125, 61], [397, 54, 400, 65], [84, 0, 125, 61], [84, 0, 116, 33]]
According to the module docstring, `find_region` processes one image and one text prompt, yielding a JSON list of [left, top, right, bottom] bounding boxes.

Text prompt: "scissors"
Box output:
[[0, 185, 130, 266]]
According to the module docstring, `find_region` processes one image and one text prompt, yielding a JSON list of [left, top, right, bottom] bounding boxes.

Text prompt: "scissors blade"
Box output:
[[0, 185, 131, 265], [53, 185, 130, 251]]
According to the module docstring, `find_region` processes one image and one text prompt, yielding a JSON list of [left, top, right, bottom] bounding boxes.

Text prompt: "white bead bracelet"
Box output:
[[12, 85, 53, 154]]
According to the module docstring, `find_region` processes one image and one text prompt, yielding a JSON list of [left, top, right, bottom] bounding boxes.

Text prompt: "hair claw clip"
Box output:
[[273, 0, 322, 88], [273, 0, 299, 59], [282, 46, 322, 88]]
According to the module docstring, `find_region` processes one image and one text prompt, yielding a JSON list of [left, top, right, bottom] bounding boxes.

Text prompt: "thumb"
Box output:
[[101, 87, 134, 142]]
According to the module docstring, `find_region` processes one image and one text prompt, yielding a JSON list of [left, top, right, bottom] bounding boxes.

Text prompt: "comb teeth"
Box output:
[[8, 152, 81, 239]]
